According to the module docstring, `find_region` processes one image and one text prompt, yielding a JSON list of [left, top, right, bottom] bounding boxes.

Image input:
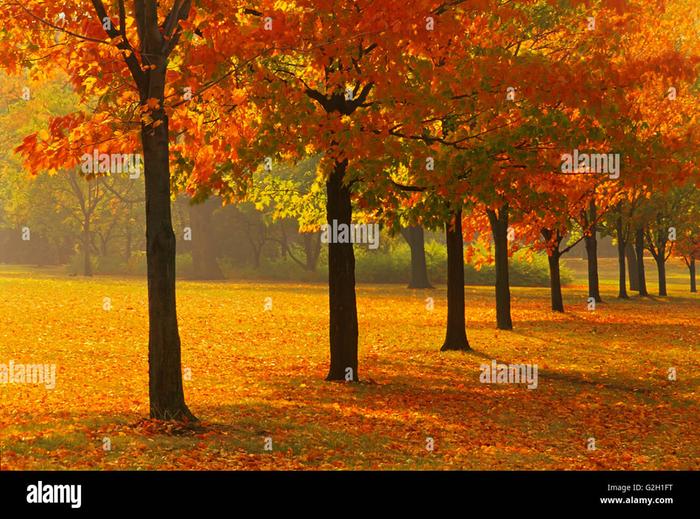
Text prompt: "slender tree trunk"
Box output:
[[656, 254, 667, 296], [142, 100, 195, 421], [548, 252, 565, 312], [279, 223, 288, 259], [401, 226, 433, 289], [635, 227, 648, 296], [486, 207, 513, 330], [303, 232, 321, 272], [653, 228, 669, 297], [615, 217, 628, 299], [189, 197, 224, 280], [125, 211, 132, 262], [690, 257, 697, 293], [626, 242, 639, 291], [325, 159, 359, 381], [251, 243, 262, 269], [584, 201, 602, 302], [441, 209, 470, 351], [82, 222, 93, 277]]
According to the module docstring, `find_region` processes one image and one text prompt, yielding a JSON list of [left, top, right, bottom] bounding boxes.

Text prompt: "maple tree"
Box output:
[[211, 0, 476, 376], [370, 1, 623, 320], [361, 0, 590, 338], [0, 0, 267, 420], [504, 0, 700, 312], [1, 0, 698, 430]]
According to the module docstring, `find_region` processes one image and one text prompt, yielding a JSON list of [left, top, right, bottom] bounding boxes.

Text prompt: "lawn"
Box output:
[[0, 259, 698, 470]]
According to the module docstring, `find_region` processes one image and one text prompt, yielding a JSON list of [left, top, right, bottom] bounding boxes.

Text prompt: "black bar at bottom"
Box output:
[[0, 471, 695, 513]]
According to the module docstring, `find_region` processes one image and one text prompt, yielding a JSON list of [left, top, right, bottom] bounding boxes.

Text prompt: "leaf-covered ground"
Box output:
[[1, 259, 698, 470]]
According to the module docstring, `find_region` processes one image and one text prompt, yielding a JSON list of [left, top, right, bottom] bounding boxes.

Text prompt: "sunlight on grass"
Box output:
[[0, 261, 698, 470]]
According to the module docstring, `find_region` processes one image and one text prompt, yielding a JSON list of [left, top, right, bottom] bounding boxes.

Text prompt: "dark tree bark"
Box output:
[[635, 227, 648, 296], [626, 242, 639, 291], [400, 226, 433, 289], [615, 216, 628, 299], [486, 206, 513, 330], [547, 252, 564, 312], [441, 209, 470, 351], [300, 58, 372, 381], [647, 225, 669, 297], [325, 159, 359, 381], [542, 228, 564, 312], [189, 197, 224, 280], [142, 105, 194, 421], [656, 255, 668, 297], [690, 257, 697, 293], [89, 0, 195, 421], [584, 201, 602, 302]]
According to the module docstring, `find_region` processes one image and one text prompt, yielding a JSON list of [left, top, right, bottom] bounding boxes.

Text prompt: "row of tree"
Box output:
[[1, 0, 698, 420]]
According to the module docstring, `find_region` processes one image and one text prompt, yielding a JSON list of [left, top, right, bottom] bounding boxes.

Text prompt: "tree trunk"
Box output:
[[125, 212, 132, 262], [325, 159, 359, 381], [189, 197, 224, 280], [400, 226, 433, 289], [303, 232, 321, 272], [486, 207, 513, 330], [82, 222, 93, 277], [142, 103, 195, 421], [615, 216, 628, 299], [626, 242, 639, 291], [584, 201, 602, 302], [280, 223, 288, 259], [441, 209, 470, 351], [548, 252, 564, 312], [635, 227, 648, 296], [656, 255, 667, 297], [653, 228, 669, 297], [690, 258, 697, 293]]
